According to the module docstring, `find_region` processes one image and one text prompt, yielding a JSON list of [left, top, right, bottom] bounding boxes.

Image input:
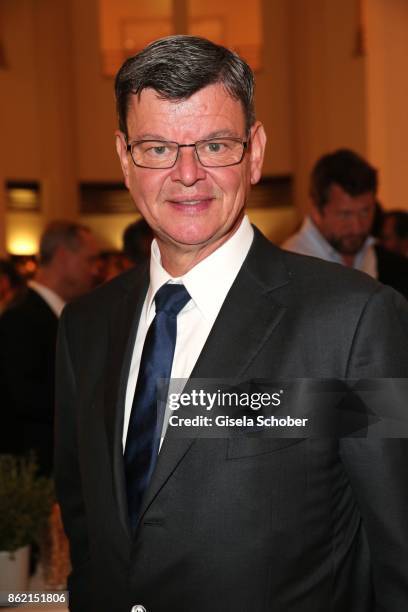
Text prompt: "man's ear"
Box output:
[[115, 131, 130, 189], [249, 121, 266, 185]]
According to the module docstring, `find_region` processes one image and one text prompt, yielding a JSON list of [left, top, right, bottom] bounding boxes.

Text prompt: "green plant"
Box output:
[[0, 454, 54, 552]]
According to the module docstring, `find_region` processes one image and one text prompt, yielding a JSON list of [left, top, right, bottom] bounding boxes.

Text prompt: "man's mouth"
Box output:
[[168, 196, 213, 205], [336, 235, 366, 254], [166, 197, 214, 212]]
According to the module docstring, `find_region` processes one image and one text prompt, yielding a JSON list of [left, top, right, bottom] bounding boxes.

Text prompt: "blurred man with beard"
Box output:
[[283, 149, 408, 297]]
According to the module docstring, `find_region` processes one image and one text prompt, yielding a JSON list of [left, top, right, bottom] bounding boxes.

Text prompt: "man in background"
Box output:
[[0, 221, 99, 473], [283, 149, 408, 298]]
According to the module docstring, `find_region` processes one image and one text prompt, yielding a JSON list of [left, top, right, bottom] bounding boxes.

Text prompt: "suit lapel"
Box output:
[[189, 254, 288, 380], [137, 230, 290, 523]]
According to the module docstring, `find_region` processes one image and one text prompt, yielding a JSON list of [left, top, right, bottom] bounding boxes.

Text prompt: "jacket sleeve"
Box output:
[[340, 285, 408, 611], [54, 308, 92, 612]]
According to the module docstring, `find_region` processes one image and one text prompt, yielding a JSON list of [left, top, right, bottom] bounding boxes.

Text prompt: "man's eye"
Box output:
[[150, 145, 168, 155], [206, 141, 225, 153], [139, 142, 172, 157]]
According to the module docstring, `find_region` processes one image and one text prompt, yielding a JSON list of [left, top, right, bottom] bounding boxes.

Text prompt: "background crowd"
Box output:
[[0, 219, 152, 476]]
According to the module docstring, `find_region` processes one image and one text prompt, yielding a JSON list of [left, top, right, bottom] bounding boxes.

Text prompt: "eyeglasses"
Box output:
[[126, 137, 248, 169]]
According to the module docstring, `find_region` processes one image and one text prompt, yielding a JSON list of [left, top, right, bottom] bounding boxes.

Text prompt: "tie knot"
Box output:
[[154, 283, 191, 317]]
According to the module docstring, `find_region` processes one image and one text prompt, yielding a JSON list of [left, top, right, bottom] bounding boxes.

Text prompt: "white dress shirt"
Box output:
[[122, 215, 254, 449], [282, 216, 378, 278], [28, 280, 66, 318]]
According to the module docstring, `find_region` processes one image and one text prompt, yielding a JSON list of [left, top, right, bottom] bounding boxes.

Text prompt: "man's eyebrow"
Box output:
[[202, 129, 243, 139], [128, 133, 168, 142], [128, 129, 243, 142]]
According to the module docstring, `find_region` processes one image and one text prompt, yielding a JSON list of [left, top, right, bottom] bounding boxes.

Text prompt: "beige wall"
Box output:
[[1, 0, 78, 254], [289, 0, 367, 216], [71, 0, 120, 182], [257, 0, 292, 176], [365, 0, 408, 208], [1, 0, 78, 215]]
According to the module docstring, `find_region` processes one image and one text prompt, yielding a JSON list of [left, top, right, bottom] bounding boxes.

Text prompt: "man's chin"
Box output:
[[329, 237, 366, 256]]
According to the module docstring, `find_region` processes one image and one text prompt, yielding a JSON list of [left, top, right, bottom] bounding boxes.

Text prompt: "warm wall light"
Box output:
[[7, 234, 38, 256]]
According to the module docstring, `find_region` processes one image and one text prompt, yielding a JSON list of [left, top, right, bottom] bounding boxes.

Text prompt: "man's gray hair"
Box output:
[[115, 35, 255, 137], [39, 221, 91, 266]]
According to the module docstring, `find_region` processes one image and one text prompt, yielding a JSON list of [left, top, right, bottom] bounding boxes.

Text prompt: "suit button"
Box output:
[[131, 606, 147, 612]]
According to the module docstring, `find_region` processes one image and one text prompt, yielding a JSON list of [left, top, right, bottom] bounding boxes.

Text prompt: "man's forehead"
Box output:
[[327, 184, 375, 209], [125, 85, 246, 136]]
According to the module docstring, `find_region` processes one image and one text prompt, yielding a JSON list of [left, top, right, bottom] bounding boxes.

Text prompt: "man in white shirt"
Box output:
[[0, 221, 99, 474], [282, 149, 408, 297], [55, 37, 408, 612]]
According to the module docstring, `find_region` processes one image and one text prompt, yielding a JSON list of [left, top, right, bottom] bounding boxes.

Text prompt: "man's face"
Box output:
[[311, 184, 375, 256], [59, 231, 100, 300], [115, 84, 266, 269]]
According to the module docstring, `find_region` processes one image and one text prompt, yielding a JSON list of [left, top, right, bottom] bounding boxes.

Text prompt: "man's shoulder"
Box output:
[[0, 287, 55, 326], [253, 237, 408, 366], [253, 228, 381, 300], [284, 247, 376, 287]]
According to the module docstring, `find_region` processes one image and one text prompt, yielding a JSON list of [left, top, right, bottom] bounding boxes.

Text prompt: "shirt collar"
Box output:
[[147, 215, 254, 323], [304, 216, 376, 265], [28, 281, 66, 317]]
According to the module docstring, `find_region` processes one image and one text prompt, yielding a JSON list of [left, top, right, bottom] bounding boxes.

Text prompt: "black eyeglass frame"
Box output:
[[126, 137, 249, 169]]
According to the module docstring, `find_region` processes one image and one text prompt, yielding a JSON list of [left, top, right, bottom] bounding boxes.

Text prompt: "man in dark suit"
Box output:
[[55, 36, 408, 612], [282, 149, 408, 298], [0, 221, 99, 474]]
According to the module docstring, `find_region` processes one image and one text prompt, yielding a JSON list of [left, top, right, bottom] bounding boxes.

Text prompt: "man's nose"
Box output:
[[170, 146, 206, 186], [347, 214, 366, 234]]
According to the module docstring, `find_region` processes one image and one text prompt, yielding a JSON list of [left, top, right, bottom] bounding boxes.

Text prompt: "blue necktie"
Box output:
[[124, 283, 191, 531]]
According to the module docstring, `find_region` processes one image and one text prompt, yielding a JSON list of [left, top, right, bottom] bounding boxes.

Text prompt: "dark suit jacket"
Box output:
[[55, 229, 408, 612], [375, 244, 408, 298], [0, 287, 58, 475]]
